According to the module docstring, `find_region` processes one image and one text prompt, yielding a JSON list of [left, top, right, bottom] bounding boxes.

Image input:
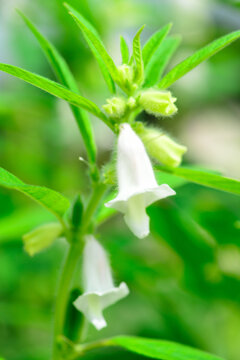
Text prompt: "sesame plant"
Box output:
[[1, 3, 240, 360]]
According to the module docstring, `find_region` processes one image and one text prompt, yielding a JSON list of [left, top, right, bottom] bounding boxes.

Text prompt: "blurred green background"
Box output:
[[0, 0, 240, 359]]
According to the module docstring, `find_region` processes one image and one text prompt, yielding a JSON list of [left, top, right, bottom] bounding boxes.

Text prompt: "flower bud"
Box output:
[[137, 127, 187, 167], [102, 97, 126, 118], [139, 89, 177, 117], [117, 64, 137, 93], [23, 222, 63, 256], [68, 194, 84, 230]]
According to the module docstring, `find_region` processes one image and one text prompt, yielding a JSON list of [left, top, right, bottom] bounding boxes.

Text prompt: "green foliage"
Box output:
[[143, 36, 181, 88], [120, 36, 129, 64], [158, 30, 240, 89], [64, 3, 118, 92], [108, 336, 224, 360], [156, 166, 240, 196], [0, 167, 70, 220], [142, 23, 172, 67], [0, 63, 108, 123], [18, 11, 97, 165], [132, 25, 145, 85]]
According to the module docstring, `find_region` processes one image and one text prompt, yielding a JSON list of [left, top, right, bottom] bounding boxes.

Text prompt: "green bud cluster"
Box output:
[[117, 64, 138, 94]]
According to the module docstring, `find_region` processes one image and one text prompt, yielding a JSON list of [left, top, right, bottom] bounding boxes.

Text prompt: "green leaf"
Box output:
[[156, 165, 240, 196], [144, 36, 181, 88], [0, 63, 109, 125], [142, 23, 172, 67], [0, 207, 54, 243], [132, 25, 145, 84], [64, 3, 117, 92], [0, 167, 70, 220], [18, 10, 97, 164], [109, 336, 224, 360], [120, 36, 129, 64], [158, 30, 240, 89]]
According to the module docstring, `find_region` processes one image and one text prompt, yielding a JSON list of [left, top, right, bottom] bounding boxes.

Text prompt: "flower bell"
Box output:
[[105, 123, 176, 238], [73, 236, 129, 330]]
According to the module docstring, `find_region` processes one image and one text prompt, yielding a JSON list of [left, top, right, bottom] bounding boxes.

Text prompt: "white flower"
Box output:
[[105, 123, 176, 238], [73, 235, 129, 330]]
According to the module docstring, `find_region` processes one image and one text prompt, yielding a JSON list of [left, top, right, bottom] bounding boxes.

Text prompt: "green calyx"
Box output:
[[139, 89, 178, 117]]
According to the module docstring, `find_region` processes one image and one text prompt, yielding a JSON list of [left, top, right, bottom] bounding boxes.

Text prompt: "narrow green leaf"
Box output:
[[109, 336, 224, 360], [144, 36, 181, 88], [64, 3, 117, 92], [0, 63, 109, 124], [18, 11, 97, 164], [158, 30, 240, 89], [142, 23, 172, 67], [0, 167, 70, 219], [120, 36, 129, 64], [156, 165, 240, 196], [132, 25, 145, 84]]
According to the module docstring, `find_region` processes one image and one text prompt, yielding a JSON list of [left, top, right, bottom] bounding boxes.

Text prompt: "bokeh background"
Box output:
[[1, 0, 240, 359]]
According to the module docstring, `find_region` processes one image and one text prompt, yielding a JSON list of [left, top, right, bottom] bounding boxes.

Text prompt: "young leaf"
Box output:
[[120, 36, 129, 64], [109, 336, 224, 360], [0, 167, 70, 219], [144, 36, 181, 88], [64, 3, 118, 92], [132, 25, 145, 84], [142, 23, 172, 67], [18, 11, 97, 164], [0, 63, 109, 125], [158, 30, 240, 89], [156, 165, 240, 196]]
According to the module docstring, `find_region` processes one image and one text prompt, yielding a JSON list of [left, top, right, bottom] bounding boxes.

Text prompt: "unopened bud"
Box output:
[[23, 222, 63, 256], [137, 127, 187, 167], [139, 89, 177, 117], [117, 64, 137, 93], [103, 97, 126, 118]]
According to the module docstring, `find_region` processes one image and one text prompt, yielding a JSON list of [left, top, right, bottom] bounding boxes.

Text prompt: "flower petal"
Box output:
[[124, 195, 150, 238]]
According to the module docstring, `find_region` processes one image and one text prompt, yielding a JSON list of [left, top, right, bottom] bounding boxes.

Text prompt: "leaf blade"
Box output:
[[120, 36, 129, 64], [0, 167, 70, 219], [142, 23, 172, 67], [109, 336, 224, 360], [64, 2, 117, 92], [132, 25, 145, 84], [158, 30, 240, 89], [144, 36, 181, 88], [156, 165, 240, 196], [0, 63, 109, 124], [18, 10, 97, 163]]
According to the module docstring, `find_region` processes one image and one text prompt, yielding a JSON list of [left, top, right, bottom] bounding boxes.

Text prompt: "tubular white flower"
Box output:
[[105, 123, 176, 238], [73, 235, 129, 330]]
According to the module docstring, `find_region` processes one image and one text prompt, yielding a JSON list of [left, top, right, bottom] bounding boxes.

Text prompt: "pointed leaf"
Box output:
[[120, 36, 129, 64], [109, 336, 224, 360], [142, 23, 172, 67], [132, 25, 145, 84], [0, 63, 109, 125], [0, 167, 70, 219], [18, 11, 97, 163], [144, 36, 181, 88], [158, 30, 240, 89], [156, 165, 240, 196], [64, 3, 117, 92]]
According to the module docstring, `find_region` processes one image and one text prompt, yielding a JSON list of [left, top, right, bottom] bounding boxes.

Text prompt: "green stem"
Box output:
[[81, 182, 107, 233], [52, 241, 82, 360]]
